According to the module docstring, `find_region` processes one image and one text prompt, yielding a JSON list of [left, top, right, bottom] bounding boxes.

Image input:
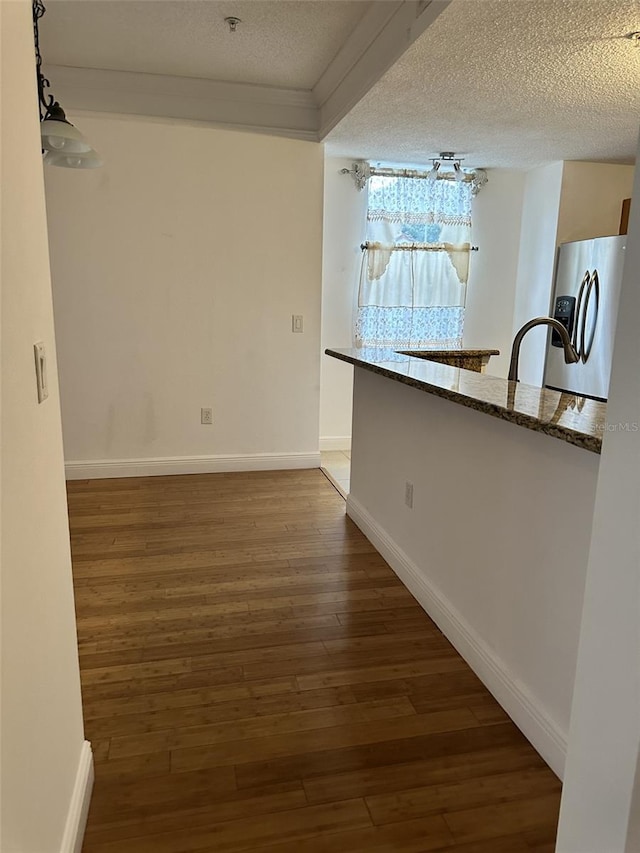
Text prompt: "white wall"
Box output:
[[347, 367, 599, 776], [556, 150, 640, 852], [512, 161, 634, 387], [44, 115, 324, 476], [464, 170, 526, 377], [319, 157, 367, 448], [511, 162, 565, 386], [1, 2, 88, 850]]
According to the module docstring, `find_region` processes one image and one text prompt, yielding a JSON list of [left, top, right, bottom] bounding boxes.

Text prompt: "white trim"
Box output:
[[317, 0, 452, 137], [346, 495, 567, 779], [45, 4, 450, 142], [59, 741, 93, 853], [65, 452, 321, 480], [319, 436, 352, 452], [48, 65, 319, 141], [313, 1, 402, 108]]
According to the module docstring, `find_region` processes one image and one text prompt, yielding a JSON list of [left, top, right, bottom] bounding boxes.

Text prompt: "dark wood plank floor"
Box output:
[[68, 469, 561, 852]]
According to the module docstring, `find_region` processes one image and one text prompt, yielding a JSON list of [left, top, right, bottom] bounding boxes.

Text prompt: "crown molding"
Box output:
[[45, 2, 450, 142], [316, 0, 452, 138], [312, 1, 403, 111], [46, 65, 320, 141]]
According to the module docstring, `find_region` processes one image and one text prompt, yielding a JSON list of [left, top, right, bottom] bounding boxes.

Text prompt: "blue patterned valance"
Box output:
[[367, 175, 472, 229]]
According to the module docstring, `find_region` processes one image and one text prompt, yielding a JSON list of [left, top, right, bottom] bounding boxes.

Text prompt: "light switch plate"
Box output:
[[34, 342, 48, 403], [292, 315, 304, 333]]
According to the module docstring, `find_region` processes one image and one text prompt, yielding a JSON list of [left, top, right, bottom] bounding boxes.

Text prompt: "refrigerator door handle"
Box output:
[[572, 271, 590, 358], [580, 270, 600, 364]]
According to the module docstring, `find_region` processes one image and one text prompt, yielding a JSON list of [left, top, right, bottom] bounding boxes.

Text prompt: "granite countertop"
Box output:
[[326, 348, 606, 454], [397, 348, 500, 357]]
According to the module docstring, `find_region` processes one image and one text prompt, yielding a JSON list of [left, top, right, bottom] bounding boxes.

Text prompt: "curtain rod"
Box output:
[[341, 162, 488, 195], [368, 166, 475, 182], [360, 242, 479, 252]]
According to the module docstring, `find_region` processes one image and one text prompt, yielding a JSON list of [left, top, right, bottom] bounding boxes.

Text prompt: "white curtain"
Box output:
[[356, 175, 473, 349]]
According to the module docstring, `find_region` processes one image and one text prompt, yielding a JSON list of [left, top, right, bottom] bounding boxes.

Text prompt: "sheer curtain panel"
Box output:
[[356, 174, 473, 350]]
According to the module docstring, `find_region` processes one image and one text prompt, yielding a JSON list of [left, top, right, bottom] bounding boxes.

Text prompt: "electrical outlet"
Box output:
[[201, 407, 213, 425], [405, 481, 414, 509]]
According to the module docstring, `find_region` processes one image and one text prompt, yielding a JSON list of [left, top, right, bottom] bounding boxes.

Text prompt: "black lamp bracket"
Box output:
[[33, 0, 61, 123]]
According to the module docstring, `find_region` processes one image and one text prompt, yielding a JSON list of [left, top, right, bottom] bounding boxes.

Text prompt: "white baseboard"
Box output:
[[60, 740, 93, 853], [319, 436, 351, 452], [346, 495, 567, 780], [65, 452, 321, 480]]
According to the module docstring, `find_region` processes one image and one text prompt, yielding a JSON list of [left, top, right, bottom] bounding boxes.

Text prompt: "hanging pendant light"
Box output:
[[40, 102, 92, 154], [33, 0, 102, 168]]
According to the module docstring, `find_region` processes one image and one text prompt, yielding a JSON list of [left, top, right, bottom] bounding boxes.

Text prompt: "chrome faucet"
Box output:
[[508, 317, 579, 383]]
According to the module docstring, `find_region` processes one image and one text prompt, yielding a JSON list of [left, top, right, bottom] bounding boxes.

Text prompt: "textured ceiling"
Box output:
[[42, 0, 640, 169], [326, 0, 640, 168], [43, 0, 370, 89]]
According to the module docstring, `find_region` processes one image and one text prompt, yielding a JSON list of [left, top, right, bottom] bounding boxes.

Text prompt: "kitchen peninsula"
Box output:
[[326, 347, 603, 780], [327, 348, 605, 452]]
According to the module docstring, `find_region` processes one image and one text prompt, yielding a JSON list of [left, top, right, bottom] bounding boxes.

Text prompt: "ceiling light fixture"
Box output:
[[426, 152, 471, 183], [33, 0, 102, 168], [432, 151, 464, 176], [427, 161, 440, 182]]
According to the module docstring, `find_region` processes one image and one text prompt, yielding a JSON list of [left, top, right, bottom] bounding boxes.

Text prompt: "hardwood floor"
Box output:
[[68, 469, 561, 852]]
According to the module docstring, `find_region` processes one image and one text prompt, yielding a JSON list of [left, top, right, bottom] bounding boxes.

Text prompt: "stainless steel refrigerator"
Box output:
[[543, 235, 626, 401]]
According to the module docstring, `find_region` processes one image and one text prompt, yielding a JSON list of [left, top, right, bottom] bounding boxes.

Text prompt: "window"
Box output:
[[355, 173, 473, 354]]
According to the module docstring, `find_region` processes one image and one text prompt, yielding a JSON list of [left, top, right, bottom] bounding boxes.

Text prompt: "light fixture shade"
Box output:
[[41, 118, 92, 153], [33, 4, 103, 169], [427, 161, 440, 182], [44, 147, 103, 169], [453, 162, 464, 182]]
